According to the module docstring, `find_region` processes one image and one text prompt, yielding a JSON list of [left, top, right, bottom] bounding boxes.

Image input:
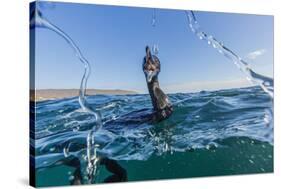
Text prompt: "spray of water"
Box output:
[[151, 8, 159, 55], [185, 10, 273, 143], [30, 3, 102, 183], [185, 11, 273, 99]]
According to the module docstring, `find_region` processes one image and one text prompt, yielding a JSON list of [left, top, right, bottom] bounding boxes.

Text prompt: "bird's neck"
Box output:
[[147, 77, 166, 111]]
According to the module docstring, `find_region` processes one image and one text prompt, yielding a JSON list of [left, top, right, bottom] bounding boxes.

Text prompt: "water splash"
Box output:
[[30, 3, 102, 183], [184, 11, 273, 143], [151, 8, 156, 27], [151, 8, 159, 55], [86, 131, 100, 183], [184, 11, 273, 99]]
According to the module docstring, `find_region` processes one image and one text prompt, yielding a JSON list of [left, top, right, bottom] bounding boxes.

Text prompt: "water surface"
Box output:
[[34, 86, 273, 186]]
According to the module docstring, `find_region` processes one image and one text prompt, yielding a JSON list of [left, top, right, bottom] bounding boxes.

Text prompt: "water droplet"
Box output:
[[206, 142, 218, 150], [68, 175, 75, 181], [152, 44, 159, 55], [63, 145, 70, 157], [151, 8, 156, 27], [80, 154, 87, 161], [164, 143, 168, 152], [49, 147, 55, 152], [268, 155, 272, 159], [152, 19, 156, 27], [72, 126, 79, 132], [249, 159, 254, 164], [148, 130, 155, 137]]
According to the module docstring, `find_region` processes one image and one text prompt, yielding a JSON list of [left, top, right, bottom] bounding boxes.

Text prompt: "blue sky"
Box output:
[[34, 1, 273, 93]]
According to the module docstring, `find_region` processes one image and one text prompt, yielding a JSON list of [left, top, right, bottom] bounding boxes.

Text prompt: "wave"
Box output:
[[34, 86, 273, 169]]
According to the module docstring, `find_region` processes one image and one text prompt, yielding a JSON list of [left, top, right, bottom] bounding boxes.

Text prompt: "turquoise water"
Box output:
[[33, 86, 273, 187]]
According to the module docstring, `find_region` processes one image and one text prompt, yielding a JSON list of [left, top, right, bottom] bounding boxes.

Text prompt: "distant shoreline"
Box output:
[[30, 89, 138, 102]]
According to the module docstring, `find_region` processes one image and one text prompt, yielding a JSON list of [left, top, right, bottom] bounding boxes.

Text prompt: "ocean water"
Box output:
[[33, 86, 273, 187]]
